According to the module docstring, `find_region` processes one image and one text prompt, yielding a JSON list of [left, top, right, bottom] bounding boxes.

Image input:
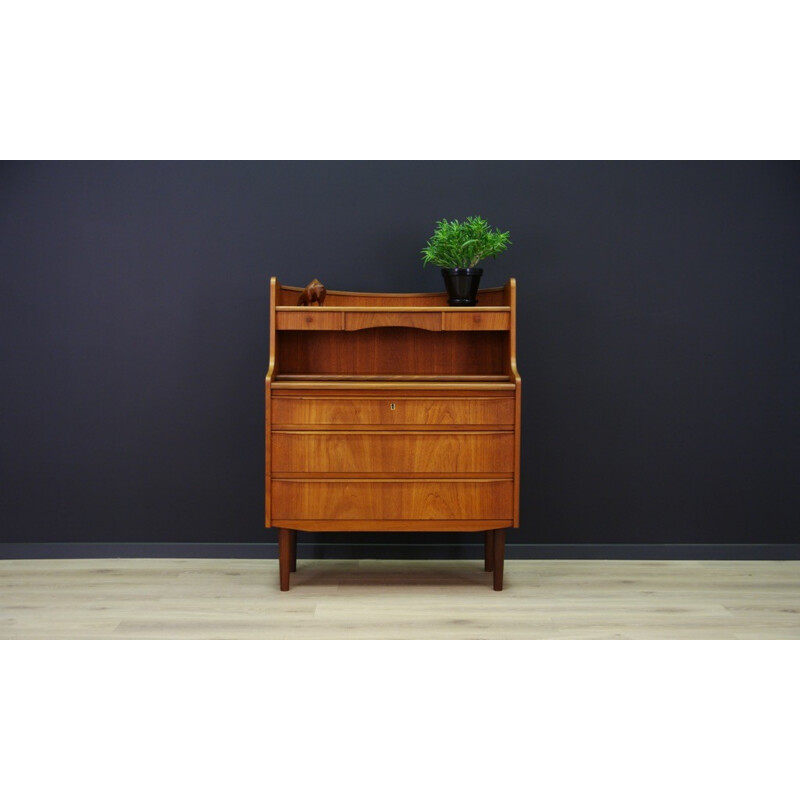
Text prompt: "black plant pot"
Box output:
[[441, 267, 483, 306]]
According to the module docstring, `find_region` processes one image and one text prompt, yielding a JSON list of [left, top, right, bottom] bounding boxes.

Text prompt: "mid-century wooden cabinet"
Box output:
[[264, 278, 521, 590]]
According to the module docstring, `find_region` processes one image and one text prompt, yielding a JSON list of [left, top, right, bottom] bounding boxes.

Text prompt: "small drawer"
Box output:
[[272, 479, 513, 520], [276, 311, 343, 331], [272, 431, 515, 474], [271, 396, 515, 428], [344, 311, 441, 331], [442, 311, 509, 331]]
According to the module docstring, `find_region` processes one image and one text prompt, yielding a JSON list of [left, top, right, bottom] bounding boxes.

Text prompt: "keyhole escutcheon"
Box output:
[[390, 403, 396, 411]]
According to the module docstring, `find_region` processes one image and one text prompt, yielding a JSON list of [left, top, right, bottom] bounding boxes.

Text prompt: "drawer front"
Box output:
[[442, 311, 509, 331], [272, 431, 514, 474], [272, 479, 513, 520], [272, 397, 515, 427], [276, 311, 343, 330], [345, 311, 441, 331]]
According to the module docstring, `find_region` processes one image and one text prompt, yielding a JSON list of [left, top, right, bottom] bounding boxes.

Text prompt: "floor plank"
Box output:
[[1, 558, 798, 639]]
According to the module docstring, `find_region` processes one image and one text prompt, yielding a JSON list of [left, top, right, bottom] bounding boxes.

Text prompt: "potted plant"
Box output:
[[421, 215, 512, 306]]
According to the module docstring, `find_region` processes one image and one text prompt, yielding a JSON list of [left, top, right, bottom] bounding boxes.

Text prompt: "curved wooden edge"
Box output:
[[504, 278, 522, 528], [278, 284, 507, 298], [266, 277, 278, 383], [265, 277, 279, 528], [344, 311, 441, 332], [504, 278, 521, 383], [271, 519, 513, 532]]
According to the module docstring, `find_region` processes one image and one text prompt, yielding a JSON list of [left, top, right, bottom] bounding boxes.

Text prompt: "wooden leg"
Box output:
[[484, 530, 495, 572], [493, 529, 506, 591], [290, 530, 297, 572], [278, 528, 291, 591]]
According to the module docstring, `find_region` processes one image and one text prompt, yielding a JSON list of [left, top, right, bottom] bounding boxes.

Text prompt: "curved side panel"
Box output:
[[503, 277, 522, 528], [265, 276, 279, 527]]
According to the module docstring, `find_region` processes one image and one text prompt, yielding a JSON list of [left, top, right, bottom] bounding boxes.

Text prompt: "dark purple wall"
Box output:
[[1, 161, 799, 556]]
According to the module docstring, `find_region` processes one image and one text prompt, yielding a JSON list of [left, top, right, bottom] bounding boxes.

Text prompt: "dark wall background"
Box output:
[[1, 161, 799, 557]]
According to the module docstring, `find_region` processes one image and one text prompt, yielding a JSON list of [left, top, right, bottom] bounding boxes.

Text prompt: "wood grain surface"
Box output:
[[272, 479, 513, 520], [272, 396, 516, 427], [344, 311, 443, 331], [272, 431, 515, 474], [276, 311, 344, 330], [277, 285, 507, 306], [276, 328, 508, 377], [265, 278, 522, 588], [442, 311, 510, 331], [3, 559, 798, 639]]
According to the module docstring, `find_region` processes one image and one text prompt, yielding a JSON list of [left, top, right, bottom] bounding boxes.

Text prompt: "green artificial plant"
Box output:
[[421, 215, 511, 270]]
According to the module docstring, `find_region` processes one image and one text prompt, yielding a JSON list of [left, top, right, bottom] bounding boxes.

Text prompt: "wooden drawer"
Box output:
[[276, 311, 343, 330], [272, 431, 514, 474], [442, 311, 509, 331], [345, 311, 441, 331], [271, 396, 515, 428], [272, 479, 513, 520]]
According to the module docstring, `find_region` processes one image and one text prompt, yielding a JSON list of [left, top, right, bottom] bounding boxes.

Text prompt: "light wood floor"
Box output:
[[1, 558, 799, 639]]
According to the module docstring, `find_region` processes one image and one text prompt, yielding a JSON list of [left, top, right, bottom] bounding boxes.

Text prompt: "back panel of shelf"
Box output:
[[275, 328, 509, 379]]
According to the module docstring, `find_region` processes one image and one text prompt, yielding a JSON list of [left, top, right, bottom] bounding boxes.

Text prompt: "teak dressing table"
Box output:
[[264, 278, 521, 590]]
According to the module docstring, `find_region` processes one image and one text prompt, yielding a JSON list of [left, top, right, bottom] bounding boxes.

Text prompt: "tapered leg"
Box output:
[[278, 528, 291, 591], [484, 530, 495, 572], [290, 530, 297, 572], [493, 529, 506, 591]]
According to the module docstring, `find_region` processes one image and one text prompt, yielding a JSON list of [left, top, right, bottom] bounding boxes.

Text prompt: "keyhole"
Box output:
[[390, 403, 396, 411]]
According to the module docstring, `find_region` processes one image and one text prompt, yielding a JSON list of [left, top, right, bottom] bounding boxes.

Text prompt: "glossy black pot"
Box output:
[[441, 267, 483, 306]]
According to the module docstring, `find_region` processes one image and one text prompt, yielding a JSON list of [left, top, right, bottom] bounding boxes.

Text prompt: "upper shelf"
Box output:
[[276, 306, 511, 332], [267, 277, 520, 386], [276, 282, 510, 307]]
